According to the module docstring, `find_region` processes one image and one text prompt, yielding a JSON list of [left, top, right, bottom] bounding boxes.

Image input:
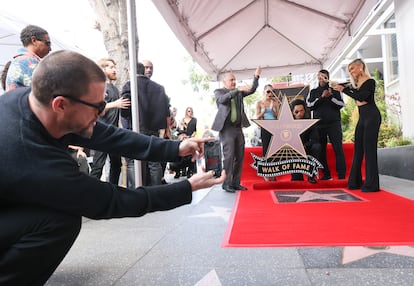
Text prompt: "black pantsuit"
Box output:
[[348, 104, 381, 191], [343, 78, 381, 192]]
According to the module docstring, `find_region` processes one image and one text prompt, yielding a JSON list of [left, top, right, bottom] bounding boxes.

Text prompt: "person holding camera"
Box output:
[[306, 69, 346, 180], [0, 50, 225, 285]]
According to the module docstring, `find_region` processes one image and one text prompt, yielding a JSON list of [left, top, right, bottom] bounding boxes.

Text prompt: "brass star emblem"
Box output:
[[254, 96, 318, 159], [278, 191, 349, 202]]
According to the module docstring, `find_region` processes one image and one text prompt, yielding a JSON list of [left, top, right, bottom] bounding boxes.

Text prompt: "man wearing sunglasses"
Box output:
[[5, 24, 51, 91], [0, 50, 225, 285]]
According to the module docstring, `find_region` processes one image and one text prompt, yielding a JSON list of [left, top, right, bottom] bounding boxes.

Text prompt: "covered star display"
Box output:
[[253, 96, 318, 159]]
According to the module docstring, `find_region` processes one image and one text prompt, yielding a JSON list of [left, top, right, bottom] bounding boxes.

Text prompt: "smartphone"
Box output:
[[204, 140, 222, 178]]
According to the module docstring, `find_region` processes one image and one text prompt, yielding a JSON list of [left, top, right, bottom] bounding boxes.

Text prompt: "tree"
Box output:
[[88, 0, 134, 89]]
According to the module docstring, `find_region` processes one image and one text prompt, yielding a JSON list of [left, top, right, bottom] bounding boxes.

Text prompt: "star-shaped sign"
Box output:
[[279, 191, 349, 202], [254, 96, 318, 159]]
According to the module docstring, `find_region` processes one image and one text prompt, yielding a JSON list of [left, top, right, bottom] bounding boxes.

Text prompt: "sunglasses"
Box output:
[[266, 90, 273, 94], [37, 38, 51, 47], [55, 95, 107, 114]]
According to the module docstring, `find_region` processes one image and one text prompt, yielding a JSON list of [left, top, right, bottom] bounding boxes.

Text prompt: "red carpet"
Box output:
[[223, 144, 414, 247]]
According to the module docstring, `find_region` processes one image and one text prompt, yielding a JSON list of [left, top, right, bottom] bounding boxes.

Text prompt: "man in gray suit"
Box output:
[[212, 67, 261, 192]]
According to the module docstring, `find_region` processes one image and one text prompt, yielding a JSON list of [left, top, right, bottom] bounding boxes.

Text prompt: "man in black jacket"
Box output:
[[0, 50, 225, 285], [120, 62, 170, 187], [306, 69, 346, 180]]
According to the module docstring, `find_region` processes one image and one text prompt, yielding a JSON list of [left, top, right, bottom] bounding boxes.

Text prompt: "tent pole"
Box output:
[[126, 0, 142, 187]]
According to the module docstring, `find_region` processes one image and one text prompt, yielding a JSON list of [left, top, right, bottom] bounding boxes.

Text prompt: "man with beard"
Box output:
[[89, 58, 131, 184], [0, 50, 225, 285]]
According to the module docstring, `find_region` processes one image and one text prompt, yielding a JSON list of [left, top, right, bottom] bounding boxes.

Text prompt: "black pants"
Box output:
[[220, 125, 244, 188], [348, 104, 381, 191], [90, 151, 122, 184], [317, 121, 346, 178], [0, 206, 81, 285]]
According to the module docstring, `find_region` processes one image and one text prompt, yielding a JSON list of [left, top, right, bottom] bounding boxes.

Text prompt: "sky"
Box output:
[[2, 0, 219, 129]]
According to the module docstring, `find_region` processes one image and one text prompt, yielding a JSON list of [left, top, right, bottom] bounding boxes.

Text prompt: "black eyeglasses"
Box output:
[[36, 38, 51, 47], [55, 95, 106, 114]]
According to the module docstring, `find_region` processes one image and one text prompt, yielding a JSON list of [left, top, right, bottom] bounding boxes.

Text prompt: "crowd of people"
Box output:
[[211, 66, 380, 193], [0, 23, 381, 284], [0, 25, 225, 285]]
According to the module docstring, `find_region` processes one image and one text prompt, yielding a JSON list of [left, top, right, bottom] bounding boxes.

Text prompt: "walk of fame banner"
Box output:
[[252, 95, 323, 178]]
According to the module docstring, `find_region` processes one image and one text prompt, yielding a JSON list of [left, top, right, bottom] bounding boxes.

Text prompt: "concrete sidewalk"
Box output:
[[46, 175, 414, 286]]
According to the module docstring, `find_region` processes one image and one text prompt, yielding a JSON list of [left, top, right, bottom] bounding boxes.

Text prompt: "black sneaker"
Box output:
[[320, 175, 332, 180]]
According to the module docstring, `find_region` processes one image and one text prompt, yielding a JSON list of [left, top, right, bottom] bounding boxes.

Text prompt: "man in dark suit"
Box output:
[[212, 67, 261, 192], [121, 63, 170, 187]]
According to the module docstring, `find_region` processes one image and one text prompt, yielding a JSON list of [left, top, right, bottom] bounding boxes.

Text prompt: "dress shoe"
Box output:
[[223, 185, 236, 193], [308, 176, 316, 184], [338, 175, 346, 180], [233, 184, 248, 191]]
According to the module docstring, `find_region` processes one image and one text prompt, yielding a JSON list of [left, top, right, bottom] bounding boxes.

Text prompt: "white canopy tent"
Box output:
[[152, 0, 381, 80]]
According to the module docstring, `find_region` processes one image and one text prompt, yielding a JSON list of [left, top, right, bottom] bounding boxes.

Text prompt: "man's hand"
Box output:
[[322, 89, 332, 98], [178, 137, 215, 161], [117, 97, 131, 109], [255, 66, 262, 78], [188, 170, 226, 191]]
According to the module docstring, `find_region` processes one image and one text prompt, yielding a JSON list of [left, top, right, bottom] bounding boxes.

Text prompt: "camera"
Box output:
[[204, 140, 222, 178]]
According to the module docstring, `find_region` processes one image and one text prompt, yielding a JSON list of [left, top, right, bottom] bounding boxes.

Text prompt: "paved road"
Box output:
[[46, 175, 414, 286]]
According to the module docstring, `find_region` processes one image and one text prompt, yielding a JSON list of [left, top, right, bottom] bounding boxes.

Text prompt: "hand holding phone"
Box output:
[[204, 140, 222, 178]]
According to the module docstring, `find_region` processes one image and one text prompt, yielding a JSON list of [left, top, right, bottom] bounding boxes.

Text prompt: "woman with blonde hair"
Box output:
[[333, 58, 381, 192], [255, 84, 279, 181]]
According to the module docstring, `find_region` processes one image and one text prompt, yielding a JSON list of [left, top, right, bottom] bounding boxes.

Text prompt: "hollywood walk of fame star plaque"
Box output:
[[251, 96, 323, 178]]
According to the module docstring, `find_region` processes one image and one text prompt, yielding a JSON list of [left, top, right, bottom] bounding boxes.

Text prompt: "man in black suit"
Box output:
[[211, 67, 261, 192], [121, 63, 170, 187]]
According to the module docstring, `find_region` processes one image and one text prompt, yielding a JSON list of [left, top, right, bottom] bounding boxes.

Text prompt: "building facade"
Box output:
[[329, 0, 414, 140]]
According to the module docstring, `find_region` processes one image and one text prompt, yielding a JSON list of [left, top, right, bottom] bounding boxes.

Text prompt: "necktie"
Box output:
[[230, 97, 237, 123]]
